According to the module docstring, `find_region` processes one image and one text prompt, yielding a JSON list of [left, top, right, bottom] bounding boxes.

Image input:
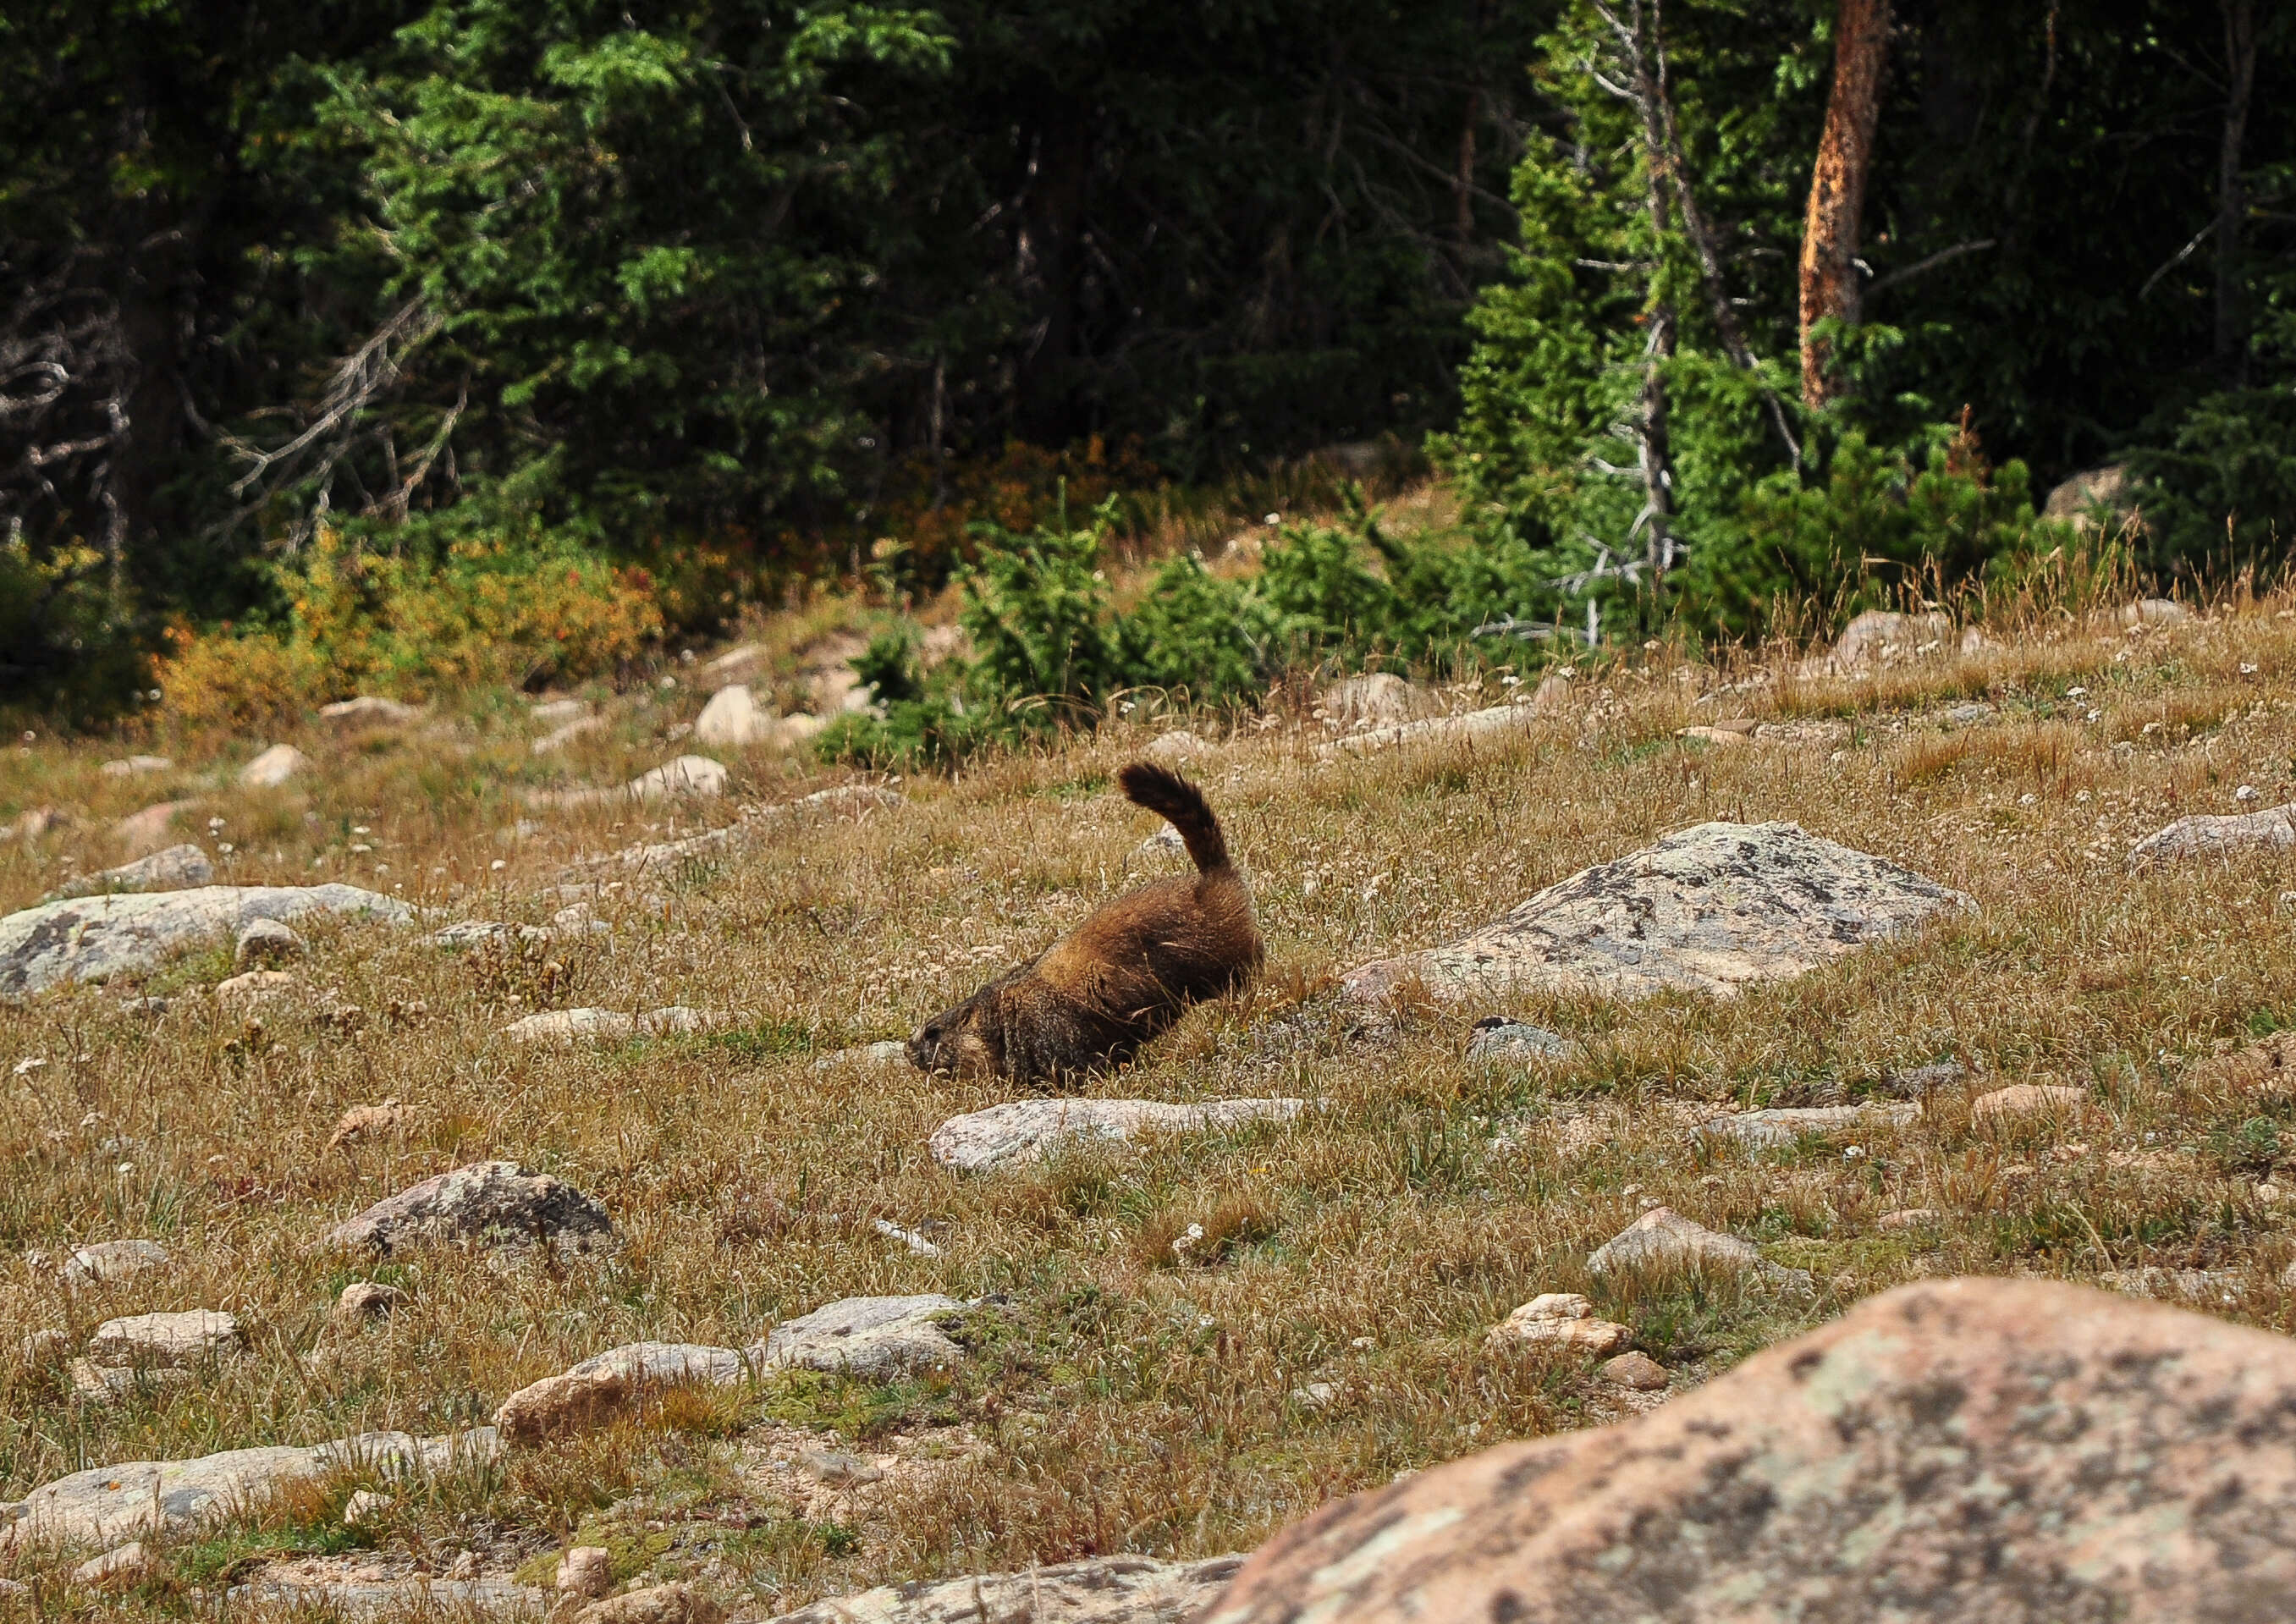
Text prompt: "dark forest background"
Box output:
[[3, 0, 2291, 718]]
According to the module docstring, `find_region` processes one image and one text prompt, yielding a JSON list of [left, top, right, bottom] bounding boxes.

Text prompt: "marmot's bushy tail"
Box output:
[[1119, 762, 1230, 873]]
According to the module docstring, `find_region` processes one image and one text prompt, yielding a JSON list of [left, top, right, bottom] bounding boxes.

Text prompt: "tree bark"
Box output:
[[2216, 0, 2257, 383], [1798, 0, 1891, 407]]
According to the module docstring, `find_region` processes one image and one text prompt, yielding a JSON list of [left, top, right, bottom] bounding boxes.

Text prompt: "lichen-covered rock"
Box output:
[[326, 1161, 612, 1253], [928, 1098, 1305, 1172], [766, 1555, 1244, 1623], [1694, 1102, 1919, 1150], [1, 1429, 498, 1547], [2128, 802, 2296, 865], [753, 1294, 971, 1377], [1465, 1019, 1572, 1064], [0, 884, 408, 999], [50, 844, 212, 900], [1342, 821, 1969, 1003], [87, 1311, 242, 1368], [1202, 1278, 2296, 1624]]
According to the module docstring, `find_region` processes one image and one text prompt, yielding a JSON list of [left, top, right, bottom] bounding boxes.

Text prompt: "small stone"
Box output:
[[62, 1238, 171, 1286], [88, 1310, 244, 1368], [814, 1039, 911, 1071], [798, 1448, 884, 1485], [1599, 1351, 1670, 1391], [531, 696, 591, 724], [694, 684, 775, 747], [68, 1357, 192, 1404], [216, 968, 297, 1017], [99, 755, 173, 778], [559, 1546, 614, 1599], [330, 1280, 405, 1331], [73, 1540, 158, 1588], [1941, 702, 1994, 726], [327, 1099, 404, 1152], [343, 1488, 392, 1527], [502, 1006, 728, 1044], [495, 1343, 748, 1445], [1971, 1083, 2088, 1122], [318, 696, 421, 727], [234, 917, 305, 966], [757, 1294, 974, 1378], [1587, 1208, 1809, 1292], [1486, 1295, 1632, 1356], [1465, 1019, 1572, 1063], [570, 1582, 725, 1624], [238, 743, 311, 789], [2128, 803, 2296, 865], [1876, 1208, 1943, 1231], [628, 755, 729, 801]]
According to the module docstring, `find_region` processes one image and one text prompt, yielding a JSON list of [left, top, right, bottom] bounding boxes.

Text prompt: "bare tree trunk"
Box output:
[[1798, 0, 1891, 406], [1456, 89, 1479, 246], [2216, 0, 2257, 383]]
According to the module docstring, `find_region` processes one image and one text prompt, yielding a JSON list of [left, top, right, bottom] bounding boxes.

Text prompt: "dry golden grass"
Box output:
[[9, 587, 2296, 1616]]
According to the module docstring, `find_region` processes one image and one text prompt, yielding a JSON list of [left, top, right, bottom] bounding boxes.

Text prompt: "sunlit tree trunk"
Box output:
[[1798, 0, 1891, 407]]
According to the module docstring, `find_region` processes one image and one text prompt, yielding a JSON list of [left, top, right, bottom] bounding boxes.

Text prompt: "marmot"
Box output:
[[907, 762, 1262, 1085]]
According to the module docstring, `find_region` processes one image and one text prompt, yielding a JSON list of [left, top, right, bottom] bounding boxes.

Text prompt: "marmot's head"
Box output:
[[908, 996, 999, 1077]]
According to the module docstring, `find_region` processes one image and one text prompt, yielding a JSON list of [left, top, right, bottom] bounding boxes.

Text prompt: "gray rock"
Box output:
[[1694, 1102, 1920, 1151], [1832, 608, 1950, 665], [318, 696, 421, 726], [98, 756, 173, 779], [764, 1555, 1243, 1624], [330, 1281, 405, 1331], [68, 1359, 192, 1405], [495, 1342, 752, 1445], [327, 1160, 612, 1253], [238, 743, 311, 789], [2128, 802, 2296, 865], [1319, 702, 1542, 758], [754, 1293, 972, 1378], [427, 919, 553, 950], [1343, 821, 1970, 1004], [234, 916, 305, 966], [928, 1098, 1307, 1173], [215, 969, 297, 1018], [1205, 1278, 2296, 1624], [694, 684, 774, 746], [2122, 595, 2189, 625], [1587, 1207, 1810, 1292], [112, 799, 195, 856], [0, 883, 409, 999], [72, 1539, 158, 1587], [117, 994, 171, 1018], [2101, 1267, 2242, 1306], [49, 843, 213, 899], [797, 1448, 883, 1485], [2043, 464, 2135, 526], [1319, 673, 1432, 732], [2, 1429, 498, 1547], [1599, 1351, 1669, 1391], [62, 1239, 170, 1287], [1941, 702, 1995, 726], [232, 1575, 542, 1617], [502, 1006, 728, 1044], [530, 696, 592, 724], [1465, 1019, 1572, 1063], [630, 754, 728, 801], [87, 1310, 243, 1368]]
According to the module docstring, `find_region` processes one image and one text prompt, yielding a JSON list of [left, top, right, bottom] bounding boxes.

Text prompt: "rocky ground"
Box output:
[[6, 592, 2296, 1618]]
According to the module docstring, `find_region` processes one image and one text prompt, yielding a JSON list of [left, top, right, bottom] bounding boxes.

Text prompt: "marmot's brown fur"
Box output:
[[907, 762, 1262, 1086]]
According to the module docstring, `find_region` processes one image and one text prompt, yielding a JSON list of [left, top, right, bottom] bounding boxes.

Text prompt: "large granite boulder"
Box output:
[[1203, 1277, 2296, 1624], [1342, 821, 1968, 1003], [0, 884, 410, 998]]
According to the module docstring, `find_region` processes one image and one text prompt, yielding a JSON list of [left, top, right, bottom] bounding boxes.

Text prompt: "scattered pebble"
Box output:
[[1599, 1351, 1670, 1391]]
